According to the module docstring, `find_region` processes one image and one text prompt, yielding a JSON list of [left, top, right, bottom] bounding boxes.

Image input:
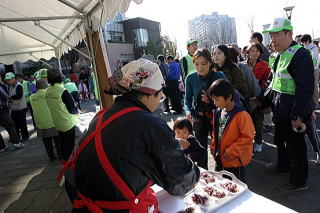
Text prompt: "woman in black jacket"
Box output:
[[66, 58, 199, 213], [212, 45, 248, 98]]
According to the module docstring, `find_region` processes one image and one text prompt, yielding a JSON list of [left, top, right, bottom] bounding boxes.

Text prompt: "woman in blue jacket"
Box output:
[[184, 48, 226, 169]]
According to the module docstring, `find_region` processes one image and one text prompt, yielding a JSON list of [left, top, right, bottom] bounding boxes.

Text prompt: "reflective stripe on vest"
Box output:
[[46, 83, 77, 132], [269, 44, 302, 95], [9, 82, 27, 111], [30, 89, 55, 129]]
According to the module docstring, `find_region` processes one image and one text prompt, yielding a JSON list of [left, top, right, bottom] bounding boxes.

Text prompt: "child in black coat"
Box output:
[[174, 117, 205, 163]]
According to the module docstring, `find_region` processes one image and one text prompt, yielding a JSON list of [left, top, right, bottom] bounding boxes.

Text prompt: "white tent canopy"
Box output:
[[0, 0, 142, 65]]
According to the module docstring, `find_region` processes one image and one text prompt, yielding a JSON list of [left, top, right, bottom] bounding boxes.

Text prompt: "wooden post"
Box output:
[[86, 30, 114, 109]]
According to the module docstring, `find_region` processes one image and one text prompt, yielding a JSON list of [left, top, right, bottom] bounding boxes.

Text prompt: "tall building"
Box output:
[[188, 12, 237, 49], [102, 13, 161, 72], [262, 24, 271, 46]]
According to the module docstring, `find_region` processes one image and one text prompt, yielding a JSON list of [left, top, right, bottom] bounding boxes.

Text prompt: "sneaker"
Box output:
[[13, 142, 25, 148], [316, 153, 320, 164], [254, 144, 262, 153], [0, 147, 7, 152], [266, 167, 289, 176], [277, 182, 308, 192]]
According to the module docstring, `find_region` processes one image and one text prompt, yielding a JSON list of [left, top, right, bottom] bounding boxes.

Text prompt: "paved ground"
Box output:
[[0, 99, 320, 213]]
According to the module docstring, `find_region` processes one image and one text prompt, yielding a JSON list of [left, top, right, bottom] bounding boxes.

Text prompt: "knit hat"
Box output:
[[36, 79, 48, 89], [104, 58, 164, 95], [64, 78, 71, 83]]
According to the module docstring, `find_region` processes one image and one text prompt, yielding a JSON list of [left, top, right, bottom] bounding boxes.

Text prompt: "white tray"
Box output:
[[156, 170, 248, 213]]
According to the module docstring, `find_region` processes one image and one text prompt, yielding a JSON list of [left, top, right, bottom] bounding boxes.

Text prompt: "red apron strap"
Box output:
[[94, 107, 142, 200], [73, 191, 133, 212], [73, 107, 142, 163]]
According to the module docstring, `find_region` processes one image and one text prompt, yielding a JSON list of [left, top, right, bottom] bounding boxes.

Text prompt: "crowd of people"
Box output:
[[158, 17, 319, 193], [1, 16, 320, 212], [0, 67, 99, 163]]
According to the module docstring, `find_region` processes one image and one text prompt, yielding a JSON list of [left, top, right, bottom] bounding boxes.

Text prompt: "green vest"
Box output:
[[269, 44, 303, 95], [180, 54, 196, 80], [91, 72, 99, 101], [22, 80, 31, 103], [30, 89, 54, 130], [46, 83, 77, 132], [64, 82, 78, 93]]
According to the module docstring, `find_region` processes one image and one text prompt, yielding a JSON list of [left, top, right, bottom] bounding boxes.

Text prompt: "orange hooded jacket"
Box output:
[[210, 104, 255, 168]]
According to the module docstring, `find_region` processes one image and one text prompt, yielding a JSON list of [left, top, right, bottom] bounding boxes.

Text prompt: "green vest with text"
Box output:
[[46, 83, 77, 132], [180, 54, 196, 80], [269, 44, 303, 95], [22, 80, 31, 103], [30, 89, 54, 130], [64, 82, 78, 93]]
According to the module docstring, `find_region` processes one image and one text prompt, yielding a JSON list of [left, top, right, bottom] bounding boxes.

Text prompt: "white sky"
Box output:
[[125, 0, 320, 55]]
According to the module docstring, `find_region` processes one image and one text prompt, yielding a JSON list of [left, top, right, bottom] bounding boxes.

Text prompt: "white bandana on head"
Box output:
[[105, 58, 164, 95]]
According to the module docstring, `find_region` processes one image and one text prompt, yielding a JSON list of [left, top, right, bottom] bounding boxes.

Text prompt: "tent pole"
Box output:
[[57, 0, 83, 13], [35, 21, 91, 60], [55, 50, 63, 73], [86, 15, 102, 109], [31, 54, 54, 68], [0, 49, 55, 57], [84, 15, 114, 109], [0, 15, 84, 22], [58, 57, 62, 72]]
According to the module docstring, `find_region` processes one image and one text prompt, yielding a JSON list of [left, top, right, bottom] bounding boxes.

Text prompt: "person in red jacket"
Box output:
[[209, 79, 255, 183], [244, 43, 271, 152], [245, 43, 271, 88]]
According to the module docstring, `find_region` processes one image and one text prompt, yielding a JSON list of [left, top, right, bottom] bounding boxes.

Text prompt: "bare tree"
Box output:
[[247, 15, 255, 35], [209, 17, 237, 48]]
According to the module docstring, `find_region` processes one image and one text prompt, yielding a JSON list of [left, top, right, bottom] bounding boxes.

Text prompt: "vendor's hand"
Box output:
[[178, 138, 190, 150], [250, 97, 261, 109], [223, 152, 232, 161], [201, 90, 210, 104]]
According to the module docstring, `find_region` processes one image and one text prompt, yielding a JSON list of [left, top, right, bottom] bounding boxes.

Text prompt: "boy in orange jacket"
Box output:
[[208, 79, 254, 183]]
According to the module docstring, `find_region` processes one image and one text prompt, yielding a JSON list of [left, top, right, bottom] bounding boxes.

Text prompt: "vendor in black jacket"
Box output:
[[68, 58, 200, 213], [253, 18, 314, 192]]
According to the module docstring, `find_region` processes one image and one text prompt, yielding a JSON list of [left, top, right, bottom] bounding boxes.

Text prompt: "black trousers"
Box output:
[[58, 126, 76, 161], [193, 115, 212, 170], [0, 109, 21, 148], [11, 108, 29, 140], [162, 86, 170, 111], [166, 80, 182, 112], [27, 103, 36, 128], [42, 136, 62, 160], [251, 108, 264, 145], [274, 121, 308, 186]]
